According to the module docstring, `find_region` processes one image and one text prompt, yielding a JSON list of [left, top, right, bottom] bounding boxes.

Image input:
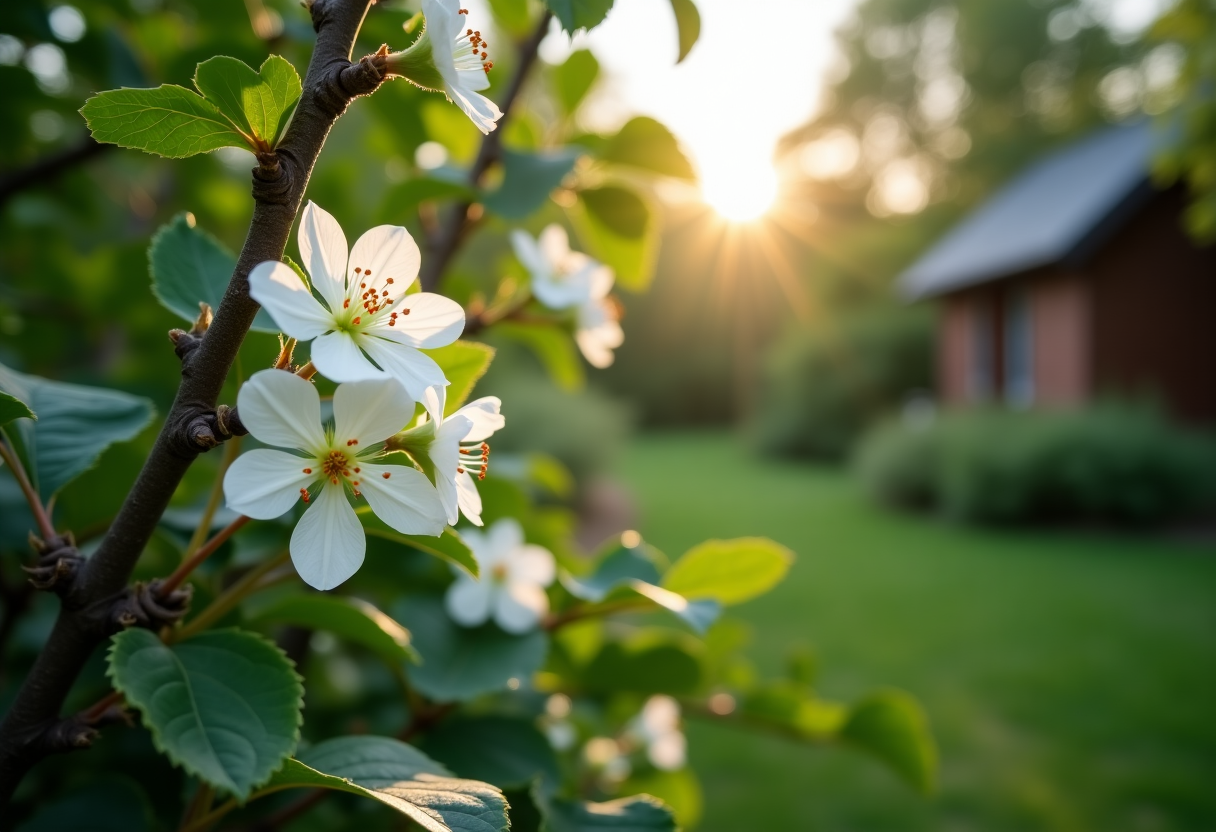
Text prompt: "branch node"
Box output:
[[169, 328, 203, 362], [40, 719, 98, 754], [23, 535, 84, 597], [251, 156, 294, 205], [107, 580, 192, 634], [215, 404, 248, 439]]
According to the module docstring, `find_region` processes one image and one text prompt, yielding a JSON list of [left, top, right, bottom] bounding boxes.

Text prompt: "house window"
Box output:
[[968, 296, 993, 401], [1003, 287, 1034, 407]]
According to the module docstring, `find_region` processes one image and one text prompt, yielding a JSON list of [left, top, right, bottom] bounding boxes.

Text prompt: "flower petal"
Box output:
[[510, 229, 545, 277], [290, 482, 365, 590], [455, 470, 483, 526], [454, 396, 504, 443], [248, 261, 334, 340], [298, 201, 348, 313], [447, 85, 502, 135], [357, 463, 447, 536], [348, 225, 421, 296], [311, 331, 387, 382], [360, 338, 449, 417], [538, 224, 571, 265], [333, 378, 415, 446], [588, 264, 615, 300], [223, 448, 315, 520], [431, 415, 472, 524], [512, 544, 555, 586], [494, 581, 548, 634], [485, 517, 524, 561], [445, 575, 493, 628], [648, 732, 686, 771], [237, 369, 327, 452], [374, 293, 466, 349]]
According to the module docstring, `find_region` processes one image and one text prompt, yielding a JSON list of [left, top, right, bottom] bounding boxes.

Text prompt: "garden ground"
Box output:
[[618, 432, 1216, 832]]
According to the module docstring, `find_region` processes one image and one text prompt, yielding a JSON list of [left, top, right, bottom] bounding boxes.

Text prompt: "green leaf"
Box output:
[[483, 148, 582, 220], [0, 362, 154, 500], [14, 779, 153, 832], [394, 595, 548, 701], [249, 594, 419, 665], [0, 390, 35, 428], [422, 716, 561, 794], [107, 628, 303, 800], [553, 50, 600, 115], [621, 769, 702, 830], [599, 117, 696, 181], [545, 0, 615, 34], [194, 55, 301, 148], [580, 630, 704, 696], [542, 795, 676, 832], [668, 0, 701, 63], [840, 689, 937, 794], [376, 178, 478, 225], [488, 0, 533, 37], [149, 213, 279, 333], [564, 539, 662, 602], [361, 516, 479, 578], [259, 736, 509, 832], [81, 85, 249, 158], [571, 188, 658, 291], [494, 321, 585, 391], [429, 340, 496, 416], [662, 537, 793, 606]]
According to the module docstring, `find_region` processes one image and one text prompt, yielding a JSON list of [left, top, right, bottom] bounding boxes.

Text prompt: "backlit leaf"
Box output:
[[662, 537, 793, 605]]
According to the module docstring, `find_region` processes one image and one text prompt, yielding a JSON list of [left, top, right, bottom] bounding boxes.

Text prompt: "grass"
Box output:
[[617, 432, 1216, 832]]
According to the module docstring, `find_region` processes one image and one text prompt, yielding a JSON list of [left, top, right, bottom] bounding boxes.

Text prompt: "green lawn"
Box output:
[[617, 432, 1216, 832]]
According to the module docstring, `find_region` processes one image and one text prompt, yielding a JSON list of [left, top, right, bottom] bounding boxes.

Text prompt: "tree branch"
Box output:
[[0, 136, 110, 207], [0, 0, 384, 805], [417, 10, 552, 291]]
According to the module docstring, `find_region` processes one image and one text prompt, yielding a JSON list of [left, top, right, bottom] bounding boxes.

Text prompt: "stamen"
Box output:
[[343, 299, 350, 308], [355, 267, 362, 274], [386, 278, 394, 284], [303, 468, 312, 474], [300, 488, 311, 503], [352, 316, 361, 325], [354, 467, 361, 473], [457, 467, 465, 474], [382, 472, 391, 479]]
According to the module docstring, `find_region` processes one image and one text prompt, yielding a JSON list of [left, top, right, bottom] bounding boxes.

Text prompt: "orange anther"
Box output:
[[382, 472, 391, 479], [303, 468, 312, 474]]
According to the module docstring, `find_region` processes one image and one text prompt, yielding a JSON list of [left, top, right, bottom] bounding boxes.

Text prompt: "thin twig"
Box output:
[[543, 598, 651, 631], [157, 516, 252, 598], [182, 439, 241, 558], [171, 553, 292, 642], [418, 11, 553, 291], [0, 438, 56, 542], [0, 136, 110, 206]]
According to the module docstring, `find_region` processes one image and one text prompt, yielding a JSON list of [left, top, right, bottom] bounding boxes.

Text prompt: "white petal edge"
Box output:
[[446, 576, 494, 628], [374, 293, 466, 349], [236, 369, 327, 452], [298, 201, 348, 313], [223, 448, 315, 520], [333, 378, 415, 446], [360, 338, 450, 419], [248, 261, 334, 340], [454, 397, 504, 443], [455, 470, 483, 526], [431, 415, 471, 525], [311, 331, 387, 382], [494, 582, 548, 634], [348, 225, 421, 296], [447, 85, 502, 135], [357, 463, 447, 536], [290, 482, 365, 590], [511, 544, 556, 586], [510, 229, 545, 278], [485, 517, 524, 561]]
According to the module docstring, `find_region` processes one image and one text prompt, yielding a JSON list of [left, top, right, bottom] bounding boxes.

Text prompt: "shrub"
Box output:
[[754, 306, 933, 462], [854, 404, 1216, 525]]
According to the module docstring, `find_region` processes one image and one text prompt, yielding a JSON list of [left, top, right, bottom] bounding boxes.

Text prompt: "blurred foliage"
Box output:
[[1150, 0, 1216, 242], [755, 306, 933, 462], [854, 403, 1216, 525]]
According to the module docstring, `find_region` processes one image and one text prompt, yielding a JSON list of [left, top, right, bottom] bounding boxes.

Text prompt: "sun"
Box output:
[[701, 158, 780, 223]]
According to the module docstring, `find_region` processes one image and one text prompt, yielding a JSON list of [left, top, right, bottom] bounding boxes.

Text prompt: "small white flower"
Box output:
[[248, 201, 465, 419], [511, 225, 610, 311], [391, 395, 504, 526], [575, 296, 624, 369], [444, 518, 555, 633], [630, 695, 686, 771], [423, 0, 502, 134], [223, 370, 446, 591]]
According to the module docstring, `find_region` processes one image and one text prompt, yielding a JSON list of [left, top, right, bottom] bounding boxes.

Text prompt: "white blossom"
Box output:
[[248, 201, 464, 419], [630, 695, 686, 771], [223, 370, 445, 590], [444, 518, 555, 633], [422, 0, 502, 134]]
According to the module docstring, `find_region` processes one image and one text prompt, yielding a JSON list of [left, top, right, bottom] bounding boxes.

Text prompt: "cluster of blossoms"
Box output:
[[511, 225, 624, 368], [573, 695, 687, 788], [224, 202, 510, 591]]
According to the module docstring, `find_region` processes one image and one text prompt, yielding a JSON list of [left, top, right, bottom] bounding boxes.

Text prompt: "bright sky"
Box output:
[[538, 0, 859, 220]]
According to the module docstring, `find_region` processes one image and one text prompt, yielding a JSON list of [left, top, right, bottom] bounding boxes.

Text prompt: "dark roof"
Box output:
[[899, 122, 1162, 300]]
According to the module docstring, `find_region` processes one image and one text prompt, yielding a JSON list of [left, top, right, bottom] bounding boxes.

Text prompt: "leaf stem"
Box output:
[[182, 438, 241, 559], [171, 552, 291, 642], [0, 436, 56, 542], [543, 598, 652, 630], [157, 515, 252, 598]]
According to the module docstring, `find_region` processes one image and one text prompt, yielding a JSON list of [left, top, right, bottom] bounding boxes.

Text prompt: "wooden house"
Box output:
[[899, 123, 1216, 424]]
